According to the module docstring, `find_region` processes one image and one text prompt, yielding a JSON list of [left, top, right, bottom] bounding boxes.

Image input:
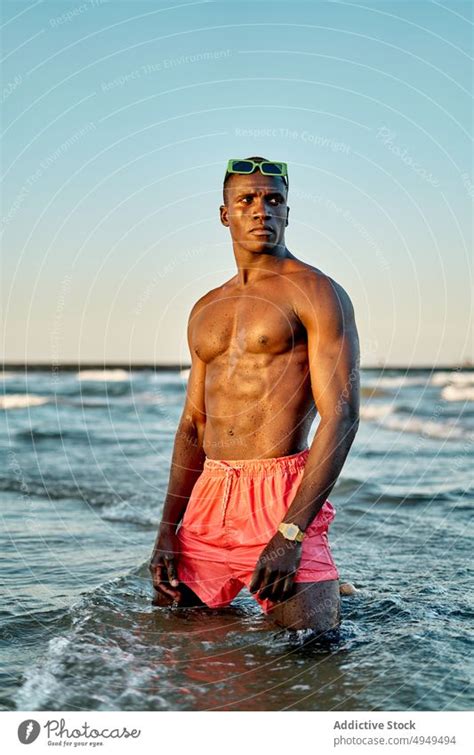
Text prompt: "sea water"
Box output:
[[1, 367, 472, 711]]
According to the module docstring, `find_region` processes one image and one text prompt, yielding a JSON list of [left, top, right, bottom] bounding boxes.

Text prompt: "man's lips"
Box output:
[[249, 227, 275, 236]]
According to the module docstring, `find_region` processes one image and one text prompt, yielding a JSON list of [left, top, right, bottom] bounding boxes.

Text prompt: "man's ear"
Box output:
[[285, 206, 290, 227], [220, 204, 230, 227]]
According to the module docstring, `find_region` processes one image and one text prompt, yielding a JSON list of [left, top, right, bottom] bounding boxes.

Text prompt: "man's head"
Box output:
[[220, 156, 290, 254], [222, 156, 288, 202]]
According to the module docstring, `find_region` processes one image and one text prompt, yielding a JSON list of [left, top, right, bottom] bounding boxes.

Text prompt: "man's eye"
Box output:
[[241, 196, 253, 203], [269, 196, 282, 205]]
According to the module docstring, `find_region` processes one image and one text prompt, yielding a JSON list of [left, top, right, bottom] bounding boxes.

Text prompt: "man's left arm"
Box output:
[[250, 274, 360, 602]]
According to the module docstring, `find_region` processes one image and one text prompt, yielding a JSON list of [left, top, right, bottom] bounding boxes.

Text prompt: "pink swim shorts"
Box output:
[[176, 448, 339, 612]]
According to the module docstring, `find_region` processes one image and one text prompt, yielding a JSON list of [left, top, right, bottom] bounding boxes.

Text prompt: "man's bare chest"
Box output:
[[191, 294, 307, 363]]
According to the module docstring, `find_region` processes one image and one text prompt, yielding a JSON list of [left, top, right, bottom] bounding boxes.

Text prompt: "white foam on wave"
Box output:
[[0, 394, 49, 410], [364, 375, 427, 389], [361, 402, 471, 439], [14, 635, 70, 710], [14, 625, 170, 711], [101, 501, 159, 526], [76, 369, 131, 382], [441, 385, 474, 402], [133, 391, 165, 404], [383, 414, 470, 440], [360, 403, 395, 419], [431, 371, 474, 387]]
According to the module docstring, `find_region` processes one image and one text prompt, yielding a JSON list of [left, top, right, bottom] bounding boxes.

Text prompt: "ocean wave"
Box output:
[[76, 369, 132, 382], [0, 394, 49, 410], [13, 628, 171, 712], [431, 371, 474, 387], [337, 477, 472, 505], [101, 501, 159, 527], [382, 414, 470, 440], [334, 476, 368, 494], [12, 574, 170, 711], [132, 391, 167, 404], [150, 371, 188, 386], [14, 636, 73, 711], [360, 386, 390, 398], [15, 427, 94, 443], [14, 426, 145, 446], [2, 386, 135, 403], [360, 403, 395, 419], [363, 375, 427, 389], [361, 402, 471, 439], [62, 398, 112, 409], [77, 382, 133, 397], [0, 477, 122, 506], [375, 482, 473, 503], [441, 385, 474, 402]]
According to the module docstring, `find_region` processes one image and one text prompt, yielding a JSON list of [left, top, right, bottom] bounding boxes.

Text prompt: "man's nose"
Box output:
[[252, 197, 272, 218]]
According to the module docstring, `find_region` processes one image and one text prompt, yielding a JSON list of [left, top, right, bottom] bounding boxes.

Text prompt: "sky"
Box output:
[[1, 0, 472, 367]]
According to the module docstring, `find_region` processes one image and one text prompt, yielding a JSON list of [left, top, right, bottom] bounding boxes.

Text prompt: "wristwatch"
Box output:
[[278, 522, 305, 542]]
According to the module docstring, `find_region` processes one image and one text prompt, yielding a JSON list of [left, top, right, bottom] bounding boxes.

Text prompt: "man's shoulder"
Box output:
[[289, 261, 348, 300], [290, 263, 354, 322]]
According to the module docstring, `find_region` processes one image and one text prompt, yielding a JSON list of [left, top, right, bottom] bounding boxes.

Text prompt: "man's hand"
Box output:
[[149, 526, 181, 603], [249, 531, 303, 603]]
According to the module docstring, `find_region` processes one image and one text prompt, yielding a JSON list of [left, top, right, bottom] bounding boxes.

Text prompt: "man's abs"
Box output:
[[203, 352, 316, 459]]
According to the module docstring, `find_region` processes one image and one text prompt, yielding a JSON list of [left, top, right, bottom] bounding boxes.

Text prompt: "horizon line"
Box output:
[[1, 361, 473, 371]]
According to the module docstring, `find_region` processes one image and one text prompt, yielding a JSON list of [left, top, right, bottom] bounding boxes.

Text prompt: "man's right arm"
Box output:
[[149, 303, 207, 600]]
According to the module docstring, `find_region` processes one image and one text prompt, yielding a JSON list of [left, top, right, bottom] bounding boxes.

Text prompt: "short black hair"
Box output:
[[223, 156, 288, 202]]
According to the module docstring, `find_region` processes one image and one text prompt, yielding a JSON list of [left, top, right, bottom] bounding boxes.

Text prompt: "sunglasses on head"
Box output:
[[226, 159, 288, 186]]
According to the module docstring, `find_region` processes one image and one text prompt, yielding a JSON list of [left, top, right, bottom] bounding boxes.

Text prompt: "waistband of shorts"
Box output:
[[202, 447, 310, 476]]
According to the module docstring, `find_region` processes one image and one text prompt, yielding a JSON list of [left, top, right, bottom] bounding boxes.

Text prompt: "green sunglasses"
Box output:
[[226, 159, 288, 186]]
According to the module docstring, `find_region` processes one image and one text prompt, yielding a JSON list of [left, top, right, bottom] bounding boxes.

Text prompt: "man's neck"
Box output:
[[232, 243, 294, 286]]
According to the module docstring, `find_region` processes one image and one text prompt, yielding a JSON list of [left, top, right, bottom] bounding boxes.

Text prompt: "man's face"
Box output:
[[220, 172, 289, 253]]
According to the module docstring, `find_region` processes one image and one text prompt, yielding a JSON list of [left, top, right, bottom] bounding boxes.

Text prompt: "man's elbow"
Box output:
[[329, 405, 360, 434], [180, 414, 206, 446], [342, 409, 360, 436]]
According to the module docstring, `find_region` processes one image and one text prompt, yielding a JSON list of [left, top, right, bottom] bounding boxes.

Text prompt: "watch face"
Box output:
[[286, 524, 298, 539]]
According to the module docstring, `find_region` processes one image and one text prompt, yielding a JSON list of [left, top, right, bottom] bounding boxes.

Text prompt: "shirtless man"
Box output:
[[150, 157, 360, 635]]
